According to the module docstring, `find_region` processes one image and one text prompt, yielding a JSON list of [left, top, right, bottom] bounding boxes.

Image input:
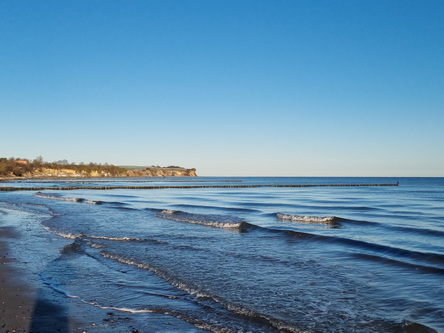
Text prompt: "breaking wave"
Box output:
[[35, 191, 84, 202], [155, 210, 248, 229], [34, 192, 103, 205], [277, 212, 337, 224], [85, 200, 103, 205], [41, 225, 163, 244]]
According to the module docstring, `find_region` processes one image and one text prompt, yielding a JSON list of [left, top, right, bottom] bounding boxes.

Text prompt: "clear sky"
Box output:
[[1, 1, 443, 176]]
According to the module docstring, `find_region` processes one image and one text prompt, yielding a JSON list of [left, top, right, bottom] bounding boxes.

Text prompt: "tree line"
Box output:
[[0, 157, 126, 177]]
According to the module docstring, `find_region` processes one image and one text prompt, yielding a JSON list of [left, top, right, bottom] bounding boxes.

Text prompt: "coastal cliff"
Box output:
[[0, 158, 197, 179], [16, 167, 197, 178], [125, 167, 197, 178]]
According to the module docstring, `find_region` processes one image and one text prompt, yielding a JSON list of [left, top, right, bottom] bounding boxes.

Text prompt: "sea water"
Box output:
[[1, 177, 443, 332]]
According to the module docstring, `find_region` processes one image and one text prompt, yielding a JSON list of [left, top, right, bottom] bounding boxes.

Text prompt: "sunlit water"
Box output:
[[1, 177, 443, 332]]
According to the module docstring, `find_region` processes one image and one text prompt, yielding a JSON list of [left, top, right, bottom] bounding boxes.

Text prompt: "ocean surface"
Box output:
[[1, 177, 443, 332]]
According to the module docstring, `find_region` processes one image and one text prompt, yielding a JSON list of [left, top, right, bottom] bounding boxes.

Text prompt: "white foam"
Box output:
[[35, 192, 84, 202], [88, 234, 141, 242], [277, 212, 337, 224], [160, 209, 177, 215], [156, 210, 244, 229], [85, 200, 103, 205], [42, 226, 80, 239], [99, 305, 156, 314], [41, 227, 140, 242]]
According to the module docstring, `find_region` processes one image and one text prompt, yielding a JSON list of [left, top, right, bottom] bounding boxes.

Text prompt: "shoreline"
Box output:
[[0, 226, 145, 333], [0, 214, 208, 332], [0, 225, 90, 332], [0, 226, 36, 332], [0, 174, 198, 182]]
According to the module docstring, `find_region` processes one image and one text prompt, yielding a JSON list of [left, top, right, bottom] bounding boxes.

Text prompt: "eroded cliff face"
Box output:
[[24, 168, 111, 178], [17, 167, 197, 178], [125, 168, 198, 177]]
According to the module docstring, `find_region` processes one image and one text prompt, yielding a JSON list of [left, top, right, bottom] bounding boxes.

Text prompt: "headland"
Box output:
[[0, 157, 197, 179]]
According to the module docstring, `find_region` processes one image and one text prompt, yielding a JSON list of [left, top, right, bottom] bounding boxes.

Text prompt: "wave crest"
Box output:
[[277, 212, 337, 224], [35, 191, 84, 202], [156, 210, 246, 229]]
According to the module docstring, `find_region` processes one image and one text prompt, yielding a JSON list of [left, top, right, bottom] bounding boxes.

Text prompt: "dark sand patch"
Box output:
[[1, 226, 36, 332]]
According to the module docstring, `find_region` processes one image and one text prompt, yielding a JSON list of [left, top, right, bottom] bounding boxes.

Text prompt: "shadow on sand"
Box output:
[[29, 287, 70, 333]]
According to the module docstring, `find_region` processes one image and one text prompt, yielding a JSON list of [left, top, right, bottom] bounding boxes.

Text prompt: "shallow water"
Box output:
[[1, 177, 443, 332]]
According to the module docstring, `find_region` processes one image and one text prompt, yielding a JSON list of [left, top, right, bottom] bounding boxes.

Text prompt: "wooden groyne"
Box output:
[[0, 183, 399, 192], [0, 179, 243, 184]]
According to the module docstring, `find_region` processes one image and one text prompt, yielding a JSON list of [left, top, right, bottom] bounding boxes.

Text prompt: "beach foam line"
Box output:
[[155, 210, 246, 229], [35, 192, 104, 205], [1, 183, 400, 191], [42, 226, 153, 243], [34, 191, 84, 202], [277, 212, 337, 224]]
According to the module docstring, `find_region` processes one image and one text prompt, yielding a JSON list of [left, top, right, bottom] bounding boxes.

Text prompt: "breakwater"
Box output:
[[0, 183, 399, 191]]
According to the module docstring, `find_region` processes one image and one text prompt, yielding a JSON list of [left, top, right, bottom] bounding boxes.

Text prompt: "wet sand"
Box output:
[[1, 226, 36, 332], [0, 226, 144, 333]]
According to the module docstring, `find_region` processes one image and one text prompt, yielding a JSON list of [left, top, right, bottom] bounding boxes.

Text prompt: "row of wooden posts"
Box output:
[[0, 183, 399, 191]]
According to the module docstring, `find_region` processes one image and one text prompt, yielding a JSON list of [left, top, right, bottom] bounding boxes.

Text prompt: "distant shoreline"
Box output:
[[0, 158, 197, 179], [0, 173, 198, 181]]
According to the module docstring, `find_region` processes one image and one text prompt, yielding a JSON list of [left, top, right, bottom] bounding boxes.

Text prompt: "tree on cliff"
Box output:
[[33, 155, 44, 166], [0, 157, 32, 177]]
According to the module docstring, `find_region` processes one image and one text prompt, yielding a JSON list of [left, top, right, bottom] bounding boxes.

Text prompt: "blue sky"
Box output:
[[1, 1, 443, 176]]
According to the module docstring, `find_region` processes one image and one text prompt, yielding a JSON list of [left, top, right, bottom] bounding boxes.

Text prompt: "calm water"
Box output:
[[1, 177, 443, 332]]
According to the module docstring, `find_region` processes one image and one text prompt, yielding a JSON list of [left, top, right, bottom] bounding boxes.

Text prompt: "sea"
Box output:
[[1, 177, 443, 332]]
